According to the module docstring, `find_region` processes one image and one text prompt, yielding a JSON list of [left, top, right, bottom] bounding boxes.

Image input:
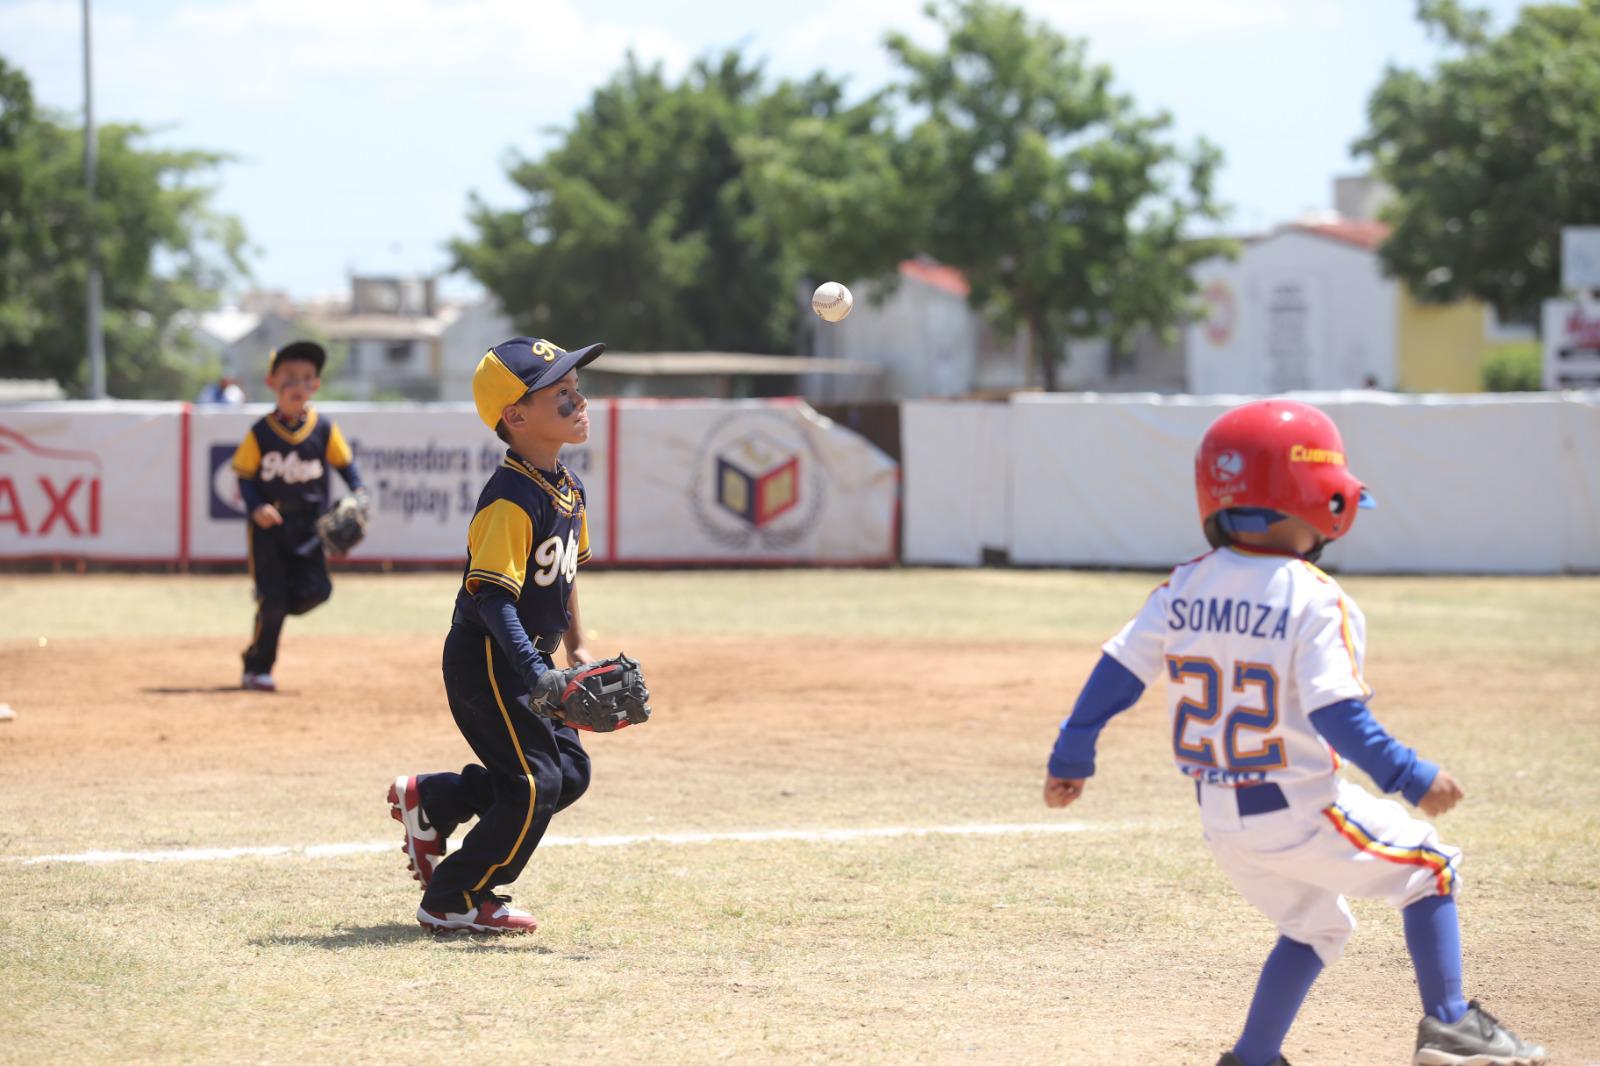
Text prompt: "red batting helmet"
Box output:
[[1195, 400, 1371, 545]]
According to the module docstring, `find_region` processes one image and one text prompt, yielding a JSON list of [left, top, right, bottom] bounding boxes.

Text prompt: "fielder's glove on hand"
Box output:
[[315, 494, 369, 556], [531, 654, 652, 732]]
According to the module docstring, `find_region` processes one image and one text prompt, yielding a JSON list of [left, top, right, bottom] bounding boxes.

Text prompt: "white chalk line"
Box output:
[[5, 821, 1134, 867]]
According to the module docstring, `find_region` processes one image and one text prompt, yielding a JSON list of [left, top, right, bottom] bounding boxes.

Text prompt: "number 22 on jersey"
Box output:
[[1166, 656, 1287, 771]]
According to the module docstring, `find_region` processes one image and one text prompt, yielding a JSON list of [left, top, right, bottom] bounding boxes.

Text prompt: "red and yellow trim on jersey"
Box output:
[[1298, 560, 1372, 698], [470, 636, 537, 901], [1323, 803, 1456, 896]]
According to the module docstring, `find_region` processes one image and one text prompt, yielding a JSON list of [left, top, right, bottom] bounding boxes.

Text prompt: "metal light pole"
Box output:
[[83, 0, 107, 399]]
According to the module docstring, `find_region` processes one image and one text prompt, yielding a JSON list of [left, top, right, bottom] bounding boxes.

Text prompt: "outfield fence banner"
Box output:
[[0, 398, 896, 567], [0, 403, 181, 562], [611, 399, 899, 565], [904, 391, 1600, 574]]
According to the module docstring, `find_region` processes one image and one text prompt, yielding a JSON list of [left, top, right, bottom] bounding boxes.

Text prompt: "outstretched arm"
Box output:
[[1044, 654, 1146, 808], [1309, 699, 1462, 814]]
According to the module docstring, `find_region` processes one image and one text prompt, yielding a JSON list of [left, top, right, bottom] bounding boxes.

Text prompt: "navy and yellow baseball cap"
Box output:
[[472, 336, 605, 430], [269, 340, 327, 374]]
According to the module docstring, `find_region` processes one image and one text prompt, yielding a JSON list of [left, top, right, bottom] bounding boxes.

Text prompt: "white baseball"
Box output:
[[811, 282, 853, 323]]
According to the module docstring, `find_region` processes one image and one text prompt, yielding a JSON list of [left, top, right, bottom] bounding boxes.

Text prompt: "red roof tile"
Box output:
[[1293, 219, 1391, 250], [899, 258, 971, 297]]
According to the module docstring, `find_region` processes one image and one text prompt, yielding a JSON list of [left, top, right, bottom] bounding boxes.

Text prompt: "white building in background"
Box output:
[[800, 258, 1029, 402], [438, 298, 518, 404]]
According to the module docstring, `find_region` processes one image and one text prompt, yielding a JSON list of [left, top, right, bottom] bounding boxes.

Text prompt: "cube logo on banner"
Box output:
[[715, 432, 800, 529], [0, 425, 102, 538], [209, 444, 247, 520], [692, 411, 825, 551]]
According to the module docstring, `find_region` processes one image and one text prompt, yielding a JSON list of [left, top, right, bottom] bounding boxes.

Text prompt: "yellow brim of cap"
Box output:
[[473, 351, 529, 429]]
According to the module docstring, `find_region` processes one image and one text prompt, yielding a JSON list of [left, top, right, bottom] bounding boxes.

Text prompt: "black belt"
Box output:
[[450, 608, 563, 653], [1195, 781, 1289, 816]]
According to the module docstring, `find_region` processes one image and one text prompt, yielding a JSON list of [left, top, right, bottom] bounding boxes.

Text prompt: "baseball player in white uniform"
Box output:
[[1043, 400, 1546, 1066]]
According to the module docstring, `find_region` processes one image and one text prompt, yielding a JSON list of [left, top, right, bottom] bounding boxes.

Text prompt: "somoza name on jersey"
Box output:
[[259, 452, 325, 485], [1167, 596, 1290, 639]]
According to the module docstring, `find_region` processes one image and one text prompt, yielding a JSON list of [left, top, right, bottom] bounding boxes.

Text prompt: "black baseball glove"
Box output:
[[316, 492, 370, 556], [531, 654, 652, 732]]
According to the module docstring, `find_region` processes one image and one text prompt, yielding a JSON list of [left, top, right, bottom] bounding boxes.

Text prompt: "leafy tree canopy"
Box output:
[[1356, 0, 1600, 318], [0, 57, 249, 397]]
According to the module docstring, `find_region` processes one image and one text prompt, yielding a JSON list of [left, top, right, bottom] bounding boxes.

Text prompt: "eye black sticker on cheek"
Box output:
[[555, 396, 578, 417]]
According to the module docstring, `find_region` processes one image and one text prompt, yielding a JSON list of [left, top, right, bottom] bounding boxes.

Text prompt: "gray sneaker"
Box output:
[[1413, 1001, 1546, 1065]]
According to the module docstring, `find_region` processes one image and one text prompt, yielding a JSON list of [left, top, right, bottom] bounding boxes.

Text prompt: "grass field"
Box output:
[[1, 569, 1597, 1064]]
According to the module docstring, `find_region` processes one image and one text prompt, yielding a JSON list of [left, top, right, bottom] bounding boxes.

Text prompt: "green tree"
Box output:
[[1480, 339, 1543, 391], [885, 0, 1231, 390], [1355, 1, 1600, 320], [452, 53, 911, 353], [0, 57, 248, 398]]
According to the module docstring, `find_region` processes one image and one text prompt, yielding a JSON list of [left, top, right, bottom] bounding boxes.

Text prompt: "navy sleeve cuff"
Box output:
[[1047, 654, 1146, 781], [339, 460, 366, 492], [238, 478, 266, 513]]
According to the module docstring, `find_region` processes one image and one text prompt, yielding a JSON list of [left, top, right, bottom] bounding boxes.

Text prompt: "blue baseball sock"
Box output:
[[1232, 935, 1324, 1066], [1404, 894, 1468, 1024]]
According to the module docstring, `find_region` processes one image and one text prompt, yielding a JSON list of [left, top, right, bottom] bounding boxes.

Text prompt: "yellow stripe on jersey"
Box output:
[[1298, 559, 1371, 697], [266, 407, 320, 445], [576, 510, 591, 565], [1322, 804, 1456, 896], [231, 432, 262, 477], [464, 498, 534, 597], [326, 422, 354, 468]]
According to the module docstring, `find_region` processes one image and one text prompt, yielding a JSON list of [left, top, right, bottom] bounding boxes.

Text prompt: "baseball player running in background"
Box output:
[[1043, 400, 1545, 1066], [232, 341, 367, 692], [388, 337, 606, 935]]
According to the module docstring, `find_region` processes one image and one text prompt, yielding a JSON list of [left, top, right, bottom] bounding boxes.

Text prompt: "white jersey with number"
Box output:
[[1103, 544, 1460, 963], [1105, 544, 1370, 809]]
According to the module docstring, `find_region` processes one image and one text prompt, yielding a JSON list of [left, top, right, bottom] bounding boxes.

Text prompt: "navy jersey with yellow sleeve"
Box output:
[[231, 408, 358, 518], [453, 452, 591, 643]]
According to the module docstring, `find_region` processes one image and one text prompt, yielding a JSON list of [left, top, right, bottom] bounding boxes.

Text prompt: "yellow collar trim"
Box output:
[[502, 455, 579, 514], [266, 407, 319, 445]]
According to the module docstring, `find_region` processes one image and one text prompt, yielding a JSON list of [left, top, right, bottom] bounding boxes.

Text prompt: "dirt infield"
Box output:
[[1, 571, 1597, 1063]]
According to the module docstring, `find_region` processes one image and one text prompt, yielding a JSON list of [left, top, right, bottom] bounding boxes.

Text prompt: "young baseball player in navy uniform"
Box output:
[[231, 341, 366, 692], [387, 336, 603, 935], [1044, 400, 1545, 1066]]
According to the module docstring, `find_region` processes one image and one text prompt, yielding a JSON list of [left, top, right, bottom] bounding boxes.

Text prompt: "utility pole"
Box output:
[[83, 0, 107, 398]]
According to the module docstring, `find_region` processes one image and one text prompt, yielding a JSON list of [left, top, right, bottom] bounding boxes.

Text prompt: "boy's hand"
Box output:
[[1044, 776, 1086, 809], [1418, 769, 1465, 816], [251, 504, 283, 528], [565, 643, 594, 667]]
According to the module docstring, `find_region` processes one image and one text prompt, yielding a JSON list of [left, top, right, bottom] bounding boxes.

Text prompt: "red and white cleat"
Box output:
[[387, 775, 443, 888], [417, 894, 538, 935], [241, 672, 277, 692]]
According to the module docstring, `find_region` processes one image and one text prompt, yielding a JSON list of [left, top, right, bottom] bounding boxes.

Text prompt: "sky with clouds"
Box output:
[[2, 0, 1532, 301]]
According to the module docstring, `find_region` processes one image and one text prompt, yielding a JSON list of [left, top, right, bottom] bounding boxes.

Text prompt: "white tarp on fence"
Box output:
[[0, 398, 896, 567], [905, 392, 1600, 573]]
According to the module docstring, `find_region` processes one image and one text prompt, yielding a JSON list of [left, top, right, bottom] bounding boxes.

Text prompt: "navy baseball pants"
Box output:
[[418, 623, 591, 915], [243, 516, 332, 675]]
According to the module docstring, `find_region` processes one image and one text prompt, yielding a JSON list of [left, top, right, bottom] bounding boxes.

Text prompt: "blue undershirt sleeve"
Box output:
[[473, 585, 550, 689], [338, 459, 366, 493], [1047, 654, 1147, 780], [238, 478, 266, 513], [1309, 699, 1440, 807]]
